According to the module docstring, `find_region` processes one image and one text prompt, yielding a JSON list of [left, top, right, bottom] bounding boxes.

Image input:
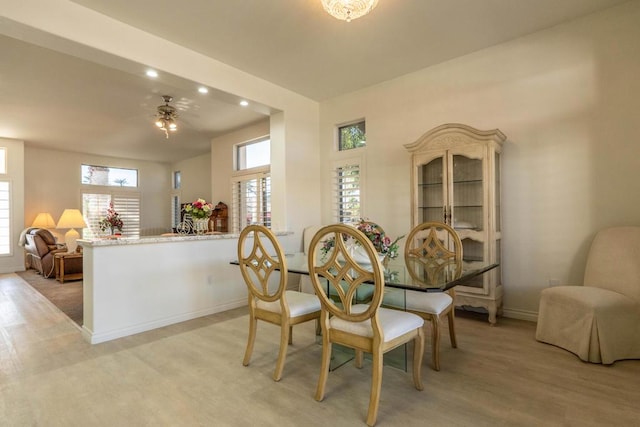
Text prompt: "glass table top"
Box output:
[[232, 252, 498, 293]]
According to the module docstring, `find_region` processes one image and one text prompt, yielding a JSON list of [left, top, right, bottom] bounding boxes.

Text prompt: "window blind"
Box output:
[[82, 192, 141, 238], [0, 181, 10, 254], [231, 173, 271, 233], [332, 162, 361, 224]]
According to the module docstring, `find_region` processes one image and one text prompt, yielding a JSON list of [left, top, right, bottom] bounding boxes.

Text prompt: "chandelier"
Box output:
[[154, 95, 178, 138], [321, 0, 379, 22]]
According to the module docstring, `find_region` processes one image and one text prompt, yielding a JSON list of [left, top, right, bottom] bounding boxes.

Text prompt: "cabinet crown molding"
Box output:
[[404, 123, 506, 153]]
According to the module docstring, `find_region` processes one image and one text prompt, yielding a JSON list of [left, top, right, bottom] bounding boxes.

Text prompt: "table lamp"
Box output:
[[31, 212, 57, 229], [56, 209, 87, 253]]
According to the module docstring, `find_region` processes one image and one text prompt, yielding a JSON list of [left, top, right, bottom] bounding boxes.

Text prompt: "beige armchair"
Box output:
[[536, 226, 640, 364]]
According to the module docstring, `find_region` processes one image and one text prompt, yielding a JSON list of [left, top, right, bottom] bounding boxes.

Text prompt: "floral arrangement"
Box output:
[[99, 201, 123, 234], [184, 198, 213, 219], [321, 218, 404, 260]]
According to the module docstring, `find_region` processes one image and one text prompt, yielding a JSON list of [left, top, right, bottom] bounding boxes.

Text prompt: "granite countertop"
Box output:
[[78, 231, 293, 247]]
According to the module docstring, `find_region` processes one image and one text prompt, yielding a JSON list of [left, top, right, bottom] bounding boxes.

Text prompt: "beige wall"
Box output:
[[24, 147, 171, 238], [171, 152, 212, 204], [319, 2, 640, 318], [211, 119, 270, 209]]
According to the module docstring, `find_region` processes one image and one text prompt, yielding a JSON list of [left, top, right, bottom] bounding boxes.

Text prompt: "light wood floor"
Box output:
[[1, 273, 639, 426]]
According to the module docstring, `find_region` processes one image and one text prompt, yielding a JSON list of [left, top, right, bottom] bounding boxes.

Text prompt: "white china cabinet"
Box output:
[[404, 123, 506, 324]]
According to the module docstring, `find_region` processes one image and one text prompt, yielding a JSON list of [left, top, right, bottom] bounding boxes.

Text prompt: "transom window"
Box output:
[[236, 137, 270, 171], [338, 120, 366, 151], [0, 147, 6, 174], [82, 164, 138, 187]]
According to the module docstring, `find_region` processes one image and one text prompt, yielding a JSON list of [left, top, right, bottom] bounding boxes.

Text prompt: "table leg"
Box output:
[[59, 256, 65, 283]]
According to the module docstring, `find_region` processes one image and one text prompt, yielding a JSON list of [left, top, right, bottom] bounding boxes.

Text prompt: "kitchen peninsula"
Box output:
[[79, 232, 297, 344]]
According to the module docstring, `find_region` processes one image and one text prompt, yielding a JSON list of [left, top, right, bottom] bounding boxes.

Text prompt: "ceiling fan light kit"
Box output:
[[321, 0, 378, 22], [155, 95, 178, 138]]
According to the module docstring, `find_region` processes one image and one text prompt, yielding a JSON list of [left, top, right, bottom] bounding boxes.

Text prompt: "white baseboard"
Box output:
[[502, 307, 538, 323], [84, 298, 248, 344]]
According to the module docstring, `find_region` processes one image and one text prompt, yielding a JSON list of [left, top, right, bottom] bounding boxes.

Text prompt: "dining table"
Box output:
[[231, 252, 499, 371], [272, 252, 498, 293]]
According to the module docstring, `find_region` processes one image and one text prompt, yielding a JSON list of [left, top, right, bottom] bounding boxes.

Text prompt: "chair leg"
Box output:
[[273, 321, 290, 382], [413, 327, 425, 391], [431, 315, 442, 371], [315, 336, 332, 402], [366, 348, 383, 427], [447, 308, 457, 349], [288, 325, 293, 345], [243, 314, 257, 367], [355, 350, 364, 368]]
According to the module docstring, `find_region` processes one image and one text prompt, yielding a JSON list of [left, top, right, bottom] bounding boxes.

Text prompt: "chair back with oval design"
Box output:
[[404, 221, 463, 286], [238, 224, 288, 307], [308, 224, 383, 324]]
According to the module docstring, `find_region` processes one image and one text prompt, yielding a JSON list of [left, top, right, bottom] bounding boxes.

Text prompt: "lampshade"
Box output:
[[31, 212, 57, 229], [57, 209, 88, 253], [321, 0, 379, 22], [57, 209, 88, 229]]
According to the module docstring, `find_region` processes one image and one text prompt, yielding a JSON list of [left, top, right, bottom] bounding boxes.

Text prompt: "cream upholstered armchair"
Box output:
[[536, 226, 640, 364]]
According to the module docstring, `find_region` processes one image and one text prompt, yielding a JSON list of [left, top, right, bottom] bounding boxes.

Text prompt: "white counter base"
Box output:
[[79, 232, 297, 344]]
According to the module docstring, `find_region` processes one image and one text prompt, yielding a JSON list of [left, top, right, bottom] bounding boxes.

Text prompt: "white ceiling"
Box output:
[[0, 0, 630, 162]]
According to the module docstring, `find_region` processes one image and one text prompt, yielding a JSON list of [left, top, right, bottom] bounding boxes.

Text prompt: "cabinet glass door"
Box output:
[[417, 156, 445, 223], [450, 154, 483, 232]]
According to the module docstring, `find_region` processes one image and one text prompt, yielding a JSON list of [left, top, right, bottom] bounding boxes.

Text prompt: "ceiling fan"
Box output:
[[154, 95, 178, 138]]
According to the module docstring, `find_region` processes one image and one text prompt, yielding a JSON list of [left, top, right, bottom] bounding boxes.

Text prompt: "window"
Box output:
[[0, 147, 6, 174], [82, 192, 141, 238], [81, 164, 138, 187], [338, 121, 366, 151], [236, 137, 270, 171], [232, 136, 271, 232], [173, 171, 181, 189], [332, 161, 361, 224], [231, 173, 271, 232], [0, 181, 9, 255], [171, 195, 180, 228]]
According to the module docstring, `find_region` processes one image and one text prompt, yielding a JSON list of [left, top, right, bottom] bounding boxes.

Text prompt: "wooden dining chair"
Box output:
[[308, 224, 425, 426], [237, 225, 321, 381], [403, 221, 462, 371]]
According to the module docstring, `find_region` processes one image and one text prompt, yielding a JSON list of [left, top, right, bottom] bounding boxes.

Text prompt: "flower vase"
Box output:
[[192, 218, 209, 234], [381, 255, 390, 268]]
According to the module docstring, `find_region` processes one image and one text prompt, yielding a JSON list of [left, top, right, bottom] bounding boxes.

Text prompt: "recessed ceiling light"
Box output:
[[146, 69, 158, 78], [239, 100, 249, 107], [198, 87, 208, 94]]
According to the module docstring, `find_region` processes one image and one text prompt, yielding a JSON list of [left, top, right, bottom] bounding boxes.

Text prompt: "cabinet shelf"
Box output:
[[453, 179, 482, 185]]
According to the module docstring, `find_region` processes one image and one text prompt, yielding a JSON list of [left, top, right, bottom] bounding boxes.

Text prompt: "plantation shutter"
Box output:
[[231, 173, 271, 233], [0, 181, 10, 255], [332, 162, 361, 224], [82, 192, 141, 238], [113, 194, 140, 237]]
